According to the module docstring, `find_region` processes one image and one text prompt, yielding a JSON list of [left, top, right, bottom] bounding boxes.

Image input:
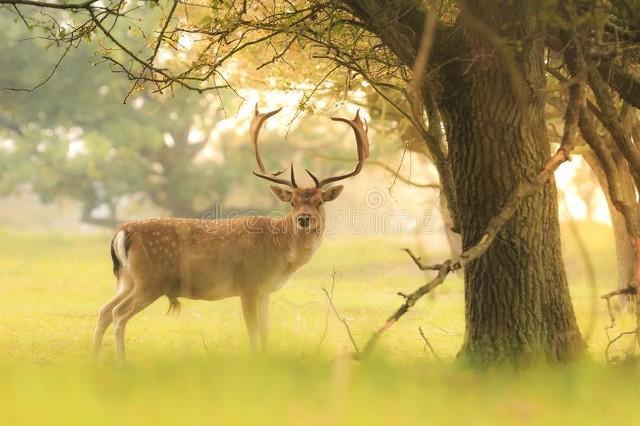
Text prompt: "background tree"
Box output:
[[0, 16, 304, 225]]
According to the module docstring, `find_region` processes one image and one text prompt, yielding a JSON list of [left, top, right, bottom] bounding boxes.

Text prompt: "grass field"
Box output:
[[0, 223, 638, 425]]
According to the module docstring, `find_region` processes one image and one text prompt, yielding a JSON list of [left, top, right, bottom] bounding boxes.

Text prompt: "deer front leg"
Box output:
[[257, 293, 270, 351], [241, 294, 259, 351]]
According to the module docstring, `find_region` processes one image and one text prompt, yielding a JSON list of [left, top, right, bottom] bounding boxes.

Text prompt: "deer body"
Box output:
[[93, 107, 368, 361], [114, 214, 323, 302]]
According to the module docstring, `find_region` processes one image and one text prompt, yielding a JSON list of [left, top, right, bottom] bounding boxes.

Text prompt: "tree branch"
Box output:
[[0, 0, 99, 10], [598, 61, 640, 110]]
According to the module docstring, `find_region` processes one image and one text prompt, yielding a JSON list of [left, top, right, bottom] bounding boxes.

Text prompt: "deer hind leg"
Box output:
[[92, 276, 134, 359], [241, 294, 259, 351], [112, 289, 161, 362], [257, 294, 270, 351]]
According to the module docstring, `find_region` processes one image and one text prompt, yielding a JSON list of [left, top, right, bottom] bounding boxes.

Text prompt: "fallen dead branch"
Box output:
[[320, 271, 360, 355], [418, 326, 440, 360], [316, 269, 338, 353], [601, 285, 638, 362], [604, 326, 639, 364]]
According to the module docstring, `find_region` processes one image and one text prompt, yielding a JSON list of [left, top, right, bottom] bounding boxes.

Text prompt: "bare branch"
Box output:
[[418, 326, 440, 360], [316, 268, 337, 353], [2, 43, 70, 92], [598, 61, 640, 110], [0, 0, 100, 10], [602, 286, 637, 301], [401, 248, 442, 271], [321, 273, 360, 354]]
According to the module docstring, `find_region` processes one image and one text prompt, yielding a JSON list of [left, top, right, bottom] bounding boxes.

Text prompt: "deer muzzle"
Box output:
[[296, 214, 312, 230]]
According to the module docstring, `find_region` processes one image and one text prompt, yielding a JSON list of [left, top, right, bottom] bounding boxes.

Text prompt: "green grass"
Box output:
[[0, 224, 638, 425]]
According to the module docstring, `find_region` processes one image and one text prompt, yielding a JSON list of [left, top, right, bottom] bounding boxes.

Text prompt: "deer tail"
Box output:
[[110, 229, 130, 279]]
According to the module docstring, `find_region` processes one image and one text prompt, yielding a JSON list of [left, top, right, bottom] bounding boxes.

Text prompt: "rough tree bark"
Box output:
[[435, 3, 583, 365]]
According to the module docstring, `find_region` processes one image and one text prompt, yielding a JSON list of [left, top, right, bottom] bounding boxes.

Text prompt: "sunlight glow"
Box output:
[[178, 33, 196, 50], [163, 133, 175, 148], [1, 139, 16, 153], [67, 140, 87, 159], [132, 97, 145, 109], [555, 158, 611, 225], [592, 190, 612, 224], [188, 128, 206, 144], [562, 193, 588, 220], [157, 48, 174, 64]]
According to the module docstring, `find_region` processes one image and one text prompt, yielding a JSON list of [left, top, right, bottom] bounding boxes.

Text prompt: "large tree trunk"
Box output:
[[437, 2, 583, 365], [348, 0, 584, 365]]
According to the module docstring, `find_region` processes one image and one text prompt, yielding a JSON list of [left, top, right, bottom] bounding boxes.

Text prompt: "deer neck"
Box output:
[[276, 211, 325, 263]]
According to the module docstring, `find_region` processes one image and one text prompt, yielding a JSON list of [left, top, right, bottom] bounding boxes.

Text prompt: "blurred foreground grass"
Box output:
[[1, 357, 639, 425], [0, 223, 638, 425]]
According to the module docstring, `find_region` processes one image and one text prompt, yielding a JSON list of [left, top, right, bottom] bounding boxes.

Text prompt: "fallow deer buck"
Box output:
[[93, 106, 369, 361]]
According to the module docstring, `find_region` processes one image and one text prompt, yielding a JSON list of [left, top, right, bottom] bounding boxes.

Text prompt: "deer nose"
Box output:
[[297, 214, 311, 228]]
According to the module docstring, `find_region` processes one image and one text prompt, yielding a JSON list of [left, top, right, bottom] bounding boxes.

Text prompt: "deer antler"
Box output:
[[308, 110, 370, 188], [250, 105, 297, 187]]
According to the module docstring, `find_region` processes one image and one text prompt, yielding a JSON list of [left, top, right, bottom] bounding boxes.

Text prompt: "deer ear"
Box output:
[[269, 185, 293, 202], [322, 185, 344, 202]]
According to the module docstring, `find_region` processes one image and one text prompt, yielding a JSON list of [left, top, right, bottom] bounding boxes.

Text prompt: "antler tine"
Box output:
[[317, 109, 370, 188], [290, 162, 297, 187], [252, 170, 297, 186], [250, 104, 297, 187], [305, 169, 321, 188]]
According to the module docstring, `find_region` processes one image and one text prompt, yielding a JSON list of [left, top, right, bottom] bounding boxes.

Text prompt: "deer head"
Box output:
[[250, 105, 370, 232]]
